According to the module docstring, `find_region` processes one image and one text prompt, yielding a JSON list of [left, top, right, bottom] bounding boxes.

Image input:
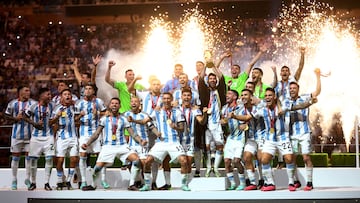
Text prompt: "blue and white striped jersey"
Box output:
[[172, 89, 201, 107], [5, 99, 35, 140], [179, 106, 202, 145], [75, 97, 107, 137], [99, 115, 130, 146], [25, 101, 56, 139], [208, 90, 221, 127], [123, 111, 151, 147], [274, 76, 297, 101], [151, 108, 185, 143], [53, 104, 77, 140], [253, 104, 290, 142], [221, 104, 245, 141], [137, 91, 163, 116], [285, 94, 312, 136]]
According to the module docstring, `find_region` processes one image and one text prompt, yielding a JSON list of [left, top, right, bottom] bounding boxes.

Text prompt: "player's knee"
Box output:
[[132, 159, 141, 167]]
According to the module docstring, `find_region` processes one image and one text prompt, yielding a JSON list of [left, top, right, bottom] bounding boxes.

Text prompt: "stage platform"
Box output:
[[1, 168, 360, 203]]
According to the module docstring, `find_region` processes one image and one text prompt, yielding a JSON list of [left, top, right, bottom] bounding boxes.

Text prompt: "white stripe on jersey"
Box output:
[[123, 111, 151, 147], [5, 99, 35, 140], [100, 115, 130, 146], [173, 89, 201, 107], [286, 94, 312, 136], [179, 106, 202, 145], [221, 104, 245, 141], [137, 91, 162, 116], [151, 108, 185, 143], [275, 77, 297, 101], [25, 102, 56, 138], [53, 104, 77, 140], [75, 98, 107, 137]]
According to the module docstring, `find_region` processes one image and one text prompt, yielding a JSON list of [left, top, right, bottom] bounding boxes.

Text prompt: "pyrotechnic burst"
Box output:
[[273, 0, 360, 150]]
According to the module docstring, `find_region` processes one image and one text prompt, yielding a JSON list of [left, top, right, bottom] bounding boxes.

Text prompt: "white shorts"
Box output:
[[262, 138, 293, 157], [224, 138, 245, 160], [10, 138, 30, 153], [79, 136, 101, 154], [148, 142, 186, 163], [56, 137, 79, 157], [205, 124, 224, 145], [181, 143, 195, 157], [130, 145, 149, 160], [244, 139, 259, 155], [97, 145, 135, 164], [29, 136, 55, 158], [291, 133, 312, 155]]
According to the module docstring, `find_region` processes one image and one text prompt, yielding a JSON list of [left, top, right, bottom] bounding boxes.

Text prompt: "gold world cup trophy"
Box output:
[[204, 50, 215, 69]]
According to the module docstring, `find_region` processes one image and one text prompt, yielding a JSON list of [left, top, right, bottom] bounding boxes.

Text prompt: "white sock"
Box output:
[[262, 164, 274, 185], [206, 151, 211, 170], [226, 172, 235, 186], [306, 166, 313, 182], [11, 156, 20, 182], [246, 169, 256, 185], [214, 150, 223, 171], [144, 173, 152, 187], [79, 157, 87, 182], [66, 168, 75, 182], [45, 157, 53, 184], [238, 173, 245, 187], [286, 163, 295, 185], [25, 156, 31, 181], [101, 167, 107, 182], [30, 158, 38, 184]]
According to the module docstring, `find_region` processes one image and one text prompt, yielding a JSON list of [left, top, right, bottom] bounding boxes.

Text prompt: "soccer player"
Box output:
[[221, 89, 247, 190], [139, 92, 189, 191], [105, 60, 145, 114], [178, 88, 207, 185], [23, 87, 57, 191], [52, 81, 79, 105], [81, 98, 146, 191], [124, 96, 162, 188], [286, 69, 321, 191], [52, 89, 79, 190], [75, 83, 107, 189], [274, 47, 305, 101], [4, 84, 34, 190], [172, 73, 201, 107], [198, 65, 226, 177], [216, 45, 266, 94], [162, 64, 185, 93]]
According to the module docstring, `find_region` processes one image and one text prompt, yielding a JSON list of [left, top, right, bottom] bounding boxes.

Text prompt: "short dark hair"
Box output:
[[125, 69, 133, 74], [265, 87, 275, 94], [60, 88, 71, 95], [110, 97, 121, 104], [241, 88, 253, 96], [253, 67, 263, 75], [38, 87, 50, 96], [228, 89, 239, 99], [181, 87, 192, 95], [17, 84, 29, 93], [281, 66, 290, 71], [208, 73, 217, 78], [232, 64, 241, 70], [289, 81, 299, 88], [162, 92, 173, 100]]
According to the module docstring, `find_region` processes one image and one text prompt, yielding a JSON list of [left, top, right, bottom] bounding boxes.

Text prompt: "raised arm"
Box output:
[[270, 66, 278, 88], [312, 68, 321, 97], [105, 60, 116, 87], [294, 47, 305, 81], [91, 54, 102, 84], [128, 75, 142, 95], [244, 45, 266, 75], [215, 51, 231, 69], [71, 58, 82, 84]]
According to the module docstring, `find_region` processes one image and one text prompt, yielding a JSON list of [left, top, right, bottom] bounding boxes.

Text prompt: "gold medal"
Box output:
[[270, 128, 275, 134], [111, 134, 117, 141], [187, 127, 190, 132], [61, 111, 66, 117], [244, 124, 249, 131], [167, 119, 172, 125]]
